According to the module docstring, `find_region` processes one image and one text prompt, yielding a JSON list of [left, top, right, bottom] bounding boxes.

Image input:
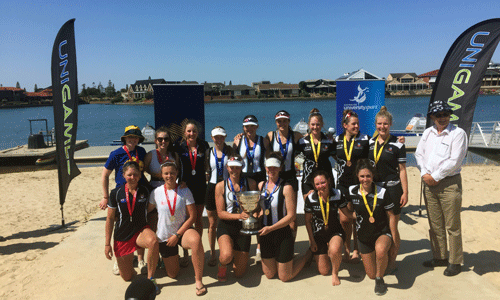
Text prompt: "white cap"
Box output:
[[265, 157, 281, 168], [211, 127, 227, 137], [227, 157, 244, 167]]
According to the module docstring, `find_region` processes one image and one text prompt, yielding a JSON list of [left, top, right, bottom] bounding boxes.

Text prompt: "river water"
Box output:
[[1, 95, 499, 165]]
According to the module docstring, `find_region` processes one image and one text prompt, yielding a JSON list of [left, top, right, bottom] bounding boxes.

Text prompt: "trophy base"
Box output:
[[240, 228, 259, 235]]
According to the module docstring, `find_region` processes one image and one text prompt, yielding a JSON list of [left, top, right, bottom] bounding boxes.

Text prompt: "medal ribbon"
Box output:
[[164, 184, 178, 218], [373, 135, 389, 165], [360, 184, 377, 220], [309, 135, 321, 165], [213, 147, 226, 177], [263, 178, 281, 211], [277, 131, 291, 160], [123, 146, 138, 162], [244, 136, 256, 170], [318, 195, 330, 227], [228, 177, 245, 209], [125, 184, 137, 221], [187, 141, 197, 174], [156, 149, 169, 164], [343, 135, 355, 164]]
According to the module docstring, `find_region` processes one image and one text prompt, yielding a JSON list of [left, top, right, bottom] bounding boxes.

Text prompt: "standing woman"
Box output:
[[215, 155, 257, 281], [348, 159, 397, 296], [144, 126, 180, 189], [233, 115, 269, 184], [335, 110, 370, 262], [148, 161, 207, 296], [104, 161, 160, 294], [297, 108, 337, 200], [369, 106, 408, 271], [304, 170, 353, 286], [205, 126, 233, 267], [258, 152, 311, 282], [176, 120, 210, 237], [101, 125, 148, 275], [266, 110, 302, 191]]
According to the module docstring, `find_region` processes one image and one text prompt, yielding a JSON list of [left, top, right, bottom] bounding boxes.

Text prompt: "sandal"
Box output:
[[207, 256, 217, 267], [196, 284, 207, 296]]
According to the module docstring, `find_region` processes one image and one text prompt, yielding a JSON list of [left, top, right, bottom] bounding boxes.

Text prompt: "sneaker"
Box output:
[[112, 260, 120, 275], [422, 258, 448, 268], [374, 277, 387, 296], [217, 264, 227, 282], [138, 260, 147, 275], [150, 278, 160, 295], [255, 249, 261, 262]]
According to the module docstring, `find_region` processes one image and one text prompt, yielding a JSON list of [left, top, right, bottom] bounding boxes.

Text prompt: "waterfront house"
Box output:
[[204, 82, 225, 97], [418, 70, 439, 89], [220, 84, 256, 97], [386, 73, 429, 91], [256, 83, 300, 97], [302, 79, 336, 94], [127, 78, 167, 101]]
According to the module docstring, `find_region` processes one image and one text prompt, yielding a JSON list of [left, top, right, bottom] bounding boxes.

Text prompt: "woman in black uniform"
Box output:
[[215, 155, 257, 282], [348, 159, 397, 296], [305, 170, 354, 286], [205, 126, 233, 267], [176, 120, 210, 237], [233, 115, 269, 184], [258, 152, 311, 282], [335, 109, 370, 263], [297, 108, 337, 200], [369, 106, 408, 271], [104, 161, 160, 294]]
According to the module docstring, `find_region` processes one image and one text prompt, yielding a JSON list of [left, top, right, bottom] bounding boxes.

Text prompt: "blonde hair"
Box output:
[[375, 106, 393, 126]]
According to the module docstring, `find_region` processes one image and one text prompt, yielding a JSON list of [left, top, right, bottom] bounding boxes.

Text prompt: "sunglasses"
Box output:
[[156, 137, 170, 142], [435, 112, 451, 118]]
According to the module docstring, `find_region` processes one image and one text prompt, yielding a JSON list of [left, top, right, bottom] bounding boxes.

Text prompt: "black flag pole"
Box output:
[[50, 19, 81, 230]]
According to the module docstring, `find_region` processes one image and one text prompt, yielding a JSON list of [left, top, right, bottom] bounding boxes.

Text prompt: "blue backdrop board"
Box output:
[[336, 80, 385, 136], [152, 84, 205, 142]]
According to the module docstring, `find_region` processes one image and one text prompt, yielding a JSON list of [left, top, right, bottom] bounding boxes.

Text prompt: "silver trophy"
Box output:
[[235, 191, 261, 235]]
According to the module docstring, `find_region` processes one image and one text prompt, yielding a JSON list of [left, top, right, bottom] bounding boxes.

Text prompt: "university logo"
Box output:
[[350, 85, 369, 104]]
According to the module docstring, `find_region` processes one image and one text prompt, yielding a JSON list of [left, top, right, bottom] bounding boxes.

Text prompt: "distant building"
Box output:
[[203, 82, 225, 96], [482, 69, 500, 88], [127, 78, 167, 100], [256, 83, 300, 97], [302, 79, 336, 94], [0, 87, 52, 105], [386, 73, 429, 91], [418, 70, 439, 89], [220, 84, 255, 96], [336, 69, 382, 81], [251, 81, 270, 89]]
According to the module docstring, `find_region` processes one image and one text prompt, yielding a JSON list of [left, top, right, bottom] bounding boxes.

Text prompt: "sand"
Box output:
[[0, 166, 499, 299]]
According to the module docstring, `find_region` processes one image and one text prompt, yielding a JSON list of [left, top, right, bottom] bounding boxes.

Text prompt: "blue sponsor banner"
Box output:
[[336, 80, 385, 136]]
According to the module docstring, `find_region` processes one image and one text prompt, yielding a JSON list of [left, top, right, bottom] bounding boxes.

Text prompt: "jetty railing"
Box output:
[[469, 121, 500, 147]]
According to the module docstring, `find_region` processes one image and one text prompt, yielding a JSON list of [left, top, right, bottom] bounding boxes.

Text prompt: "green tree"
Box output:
[[16, 82, 20, 88], [299, 81, 307, 91], [105, 80, 116, 97], [145, 91, 153, 99], [34, 84, 38, 92]]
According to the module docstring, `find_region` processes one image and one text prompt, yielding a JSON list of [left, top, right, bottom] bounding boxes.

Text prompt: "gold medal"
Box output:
[[347, 160, 352, 167], [129, 216, 132, 222], [170, 215, 175, 222], [310, 134, 321, 166], [369, 216, 375, 223], [265, 209, 270, 215], [360, 184, 378, 225], [373, 135, 389, 165], [343, 136, 355, 166]]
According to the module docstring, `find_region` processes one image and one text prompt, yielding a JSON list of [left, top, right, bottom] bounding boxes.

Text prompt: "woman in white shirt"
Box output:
[[148, 160, 207, 296]]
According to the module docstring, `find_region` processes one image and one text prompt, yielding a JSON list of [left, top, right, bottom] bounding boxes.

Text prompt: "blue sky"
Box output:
[[1, 0, 500, 91]]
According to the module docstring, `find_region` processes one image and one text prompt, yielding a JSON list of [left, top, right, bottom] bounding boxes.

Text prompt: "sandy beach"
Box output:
[[1, 165, 499, 299]]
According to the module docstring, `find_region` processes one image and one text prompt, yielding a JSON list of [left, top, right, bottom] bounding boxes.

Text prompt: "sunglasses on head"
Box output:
[[435, 112, 451, 118], [156, 137, 170, 142]]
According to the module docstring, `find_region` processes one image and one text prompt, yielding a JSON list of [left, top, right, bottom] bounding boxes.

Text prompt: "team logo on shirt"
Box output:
[[388, 147, 393, 152], [352, 198, 360, 205], [138, 195, 147, 202], [120, 198, 126, 203]]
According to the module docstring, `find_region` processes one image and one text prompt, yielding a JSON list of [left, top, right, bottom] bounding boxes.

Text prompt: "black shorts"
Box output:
[[244, 171, 266, 185], [281, 170, 298, 192], [158, 236, 183, 258], [217, 220, 251, 252], [187, 181, 206, 205], [205, 183, 217, 211], [260, 226, 294, 263], [358, 233, 393, 254], [380, 182, 403, 215], [312, 228, 346, 255]]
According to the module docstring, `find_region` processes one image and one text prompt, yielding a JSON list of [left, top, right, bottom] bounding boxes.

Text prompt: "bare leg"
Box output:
[[316, 254, 332, 276], [328, 236, 343, 286], [375, 235, 392, 278], [261, 258, 277, 279], [388, 214, 400, 271], [163, 255, 180, 278], [207, 210, 218, 266], [278, 249, 312, 282], [181, 228, 206, 294], [195, 204, 205, 236], [339, 207, 353, 261], [116, 253, 136, 281], [233, 250, 250, 278], [136, 228, 159, 279]]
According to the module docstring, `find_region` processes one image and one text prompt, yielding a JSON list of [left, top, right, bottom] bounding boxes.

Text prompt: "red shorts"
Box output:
[[114, 226, 149, 258]]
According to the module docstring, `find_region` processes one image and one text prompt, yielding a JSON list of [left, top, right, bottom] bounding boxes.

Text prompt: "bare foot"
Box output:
[[349, 250, 361, 264], [332, 274, 341, 286]]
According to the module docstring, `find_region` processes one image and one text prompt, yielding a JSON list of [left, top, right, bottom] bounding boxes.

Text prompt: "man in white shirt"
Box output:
[[415, 99, 468, 277]]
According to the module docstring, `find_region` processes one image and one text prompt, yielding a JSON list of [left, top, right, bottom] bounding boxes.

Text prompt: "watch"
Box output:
[[175, 233, 181, 239]]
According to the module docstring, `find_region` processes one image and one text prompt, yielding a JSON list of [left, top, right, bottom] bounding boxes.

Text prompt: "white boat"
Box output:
[[110, 123, 156, 145]]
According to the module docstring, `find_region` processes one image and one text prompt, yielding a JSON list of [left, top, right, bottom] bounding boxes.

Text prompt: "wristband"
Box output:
[[175, 233, 181, 239]]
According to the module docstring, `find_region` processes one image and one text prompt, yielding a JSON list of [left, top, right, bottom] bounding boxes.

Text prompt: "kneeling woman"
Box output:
[[348, 159, 397, 296], [215, 155, 257, 281], [259, 152, 311, 282], [104, 161, 159, 292], [305, 170, 353, 286], [148, 160, 207, 296]]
